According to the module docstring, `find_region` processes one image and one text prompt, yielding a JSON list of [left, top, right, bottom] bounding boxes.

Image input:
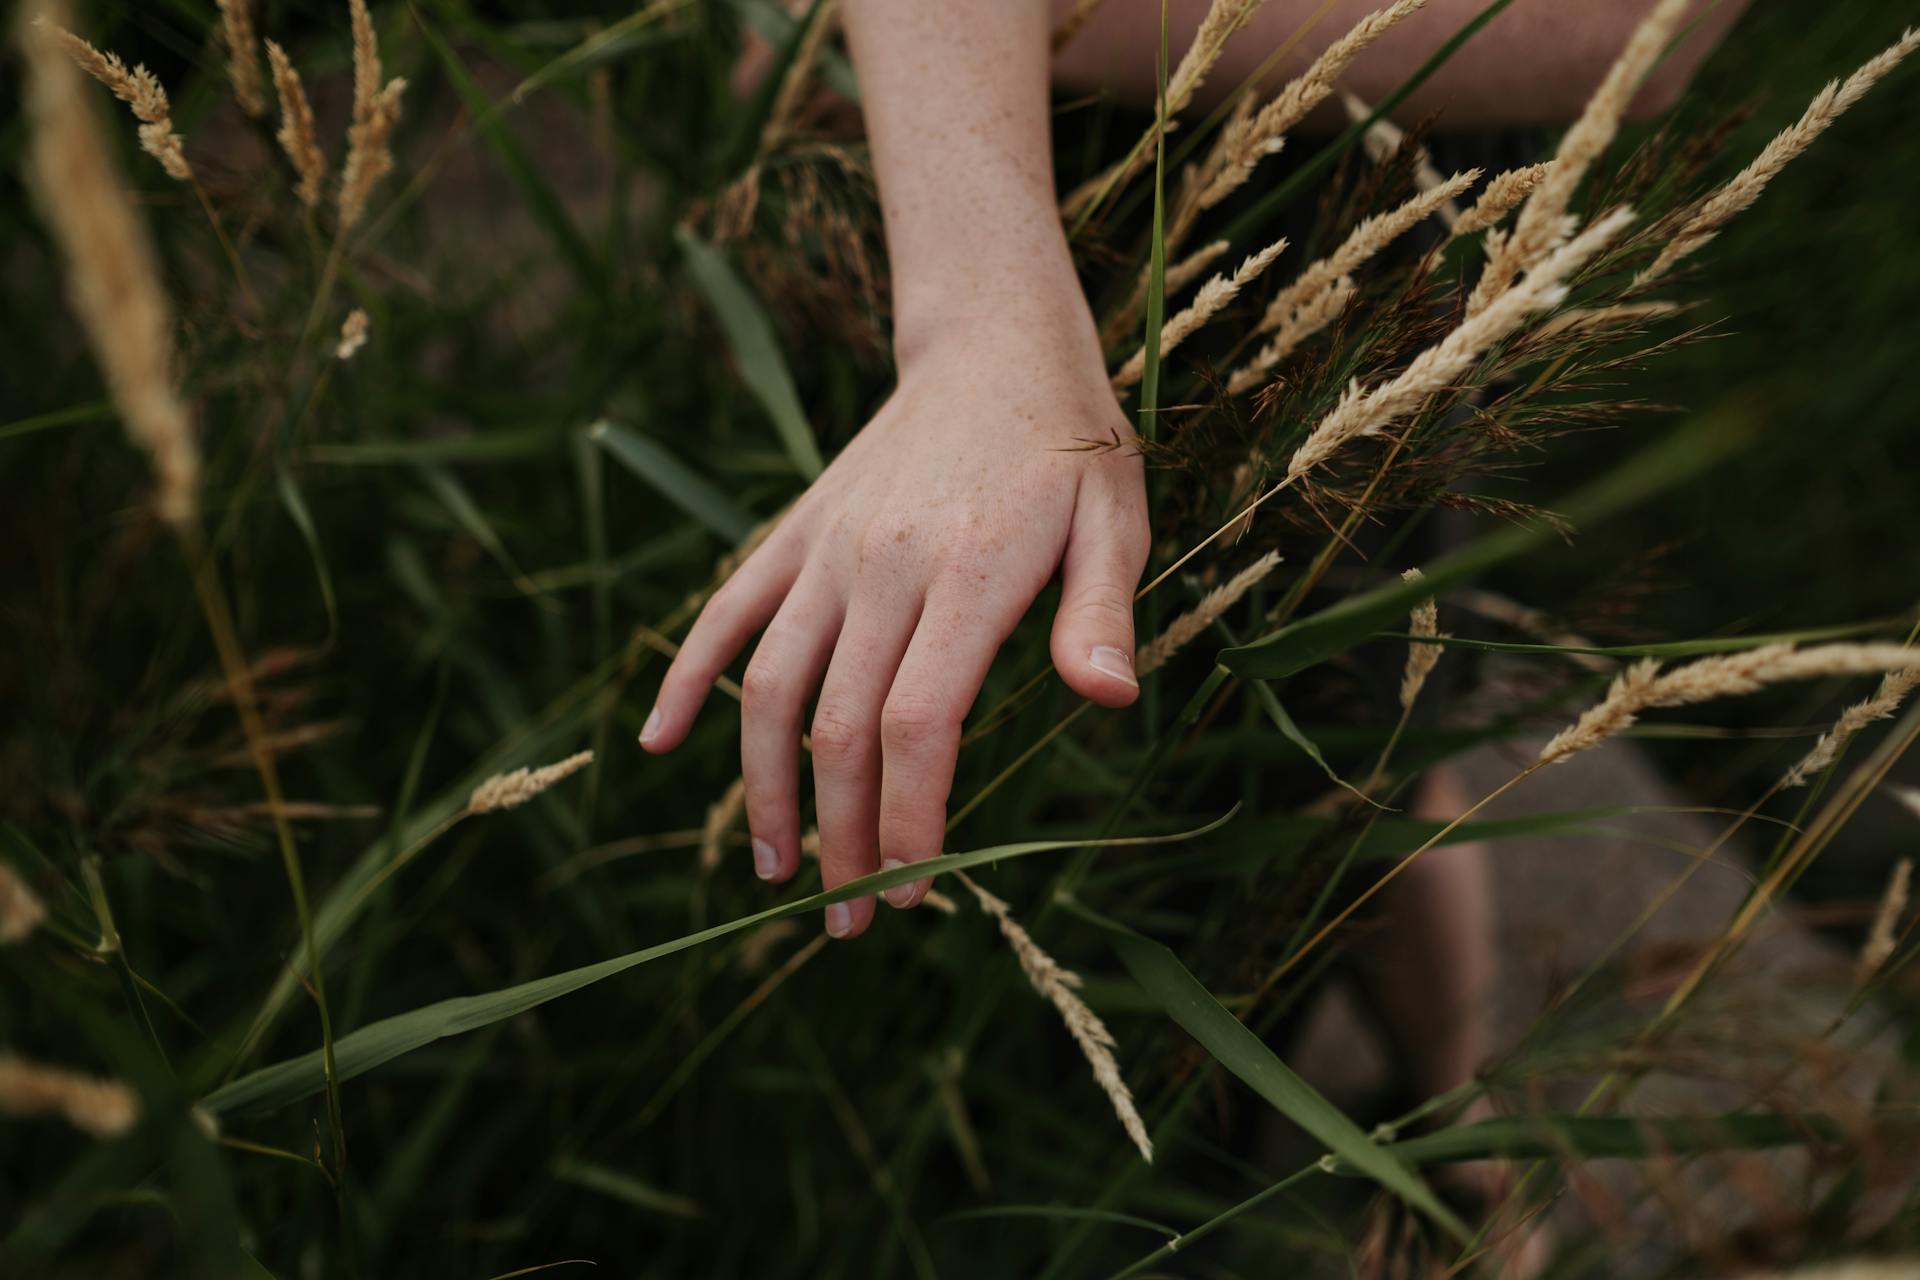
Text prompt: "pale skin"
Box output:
[[646, 1, 1747, 946]]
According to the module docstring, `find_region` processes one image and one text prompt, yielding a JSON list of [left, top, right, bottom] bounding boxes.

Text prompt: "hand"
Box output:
[[639, 304, 1149, 938]]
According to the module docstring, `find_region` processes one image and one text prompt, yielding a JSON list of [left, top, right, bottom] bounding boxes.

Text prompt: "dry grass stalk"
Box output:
[[1062, 0, 1269, 218], [335, 308, 370, 360], [43, 22, 191, 180], [962, 877, 1152, 1162], [216, 0, 265, 117], [1136, 551, 1283, 676], [22, 5, 199, 527], [1856, 858, 1912, 985], [468, 750, 595, 814], [339, 0, 406, 234], [1112, 237, 1287, 389], [1398, 568, 1444, 711], [1451, 162, 1553, 238], [1285, 207, 1634, 482], [1531, 299, 1679, 341], [1540, 643, 1920, 764], [1168, 0, 1427, 248], [266, 39, 327, 208], [1104, 238, 1231, 347], [0, 865, 48, 945], [1474, 0, 1690, 313], [1225, 276, 1354, 393], [698, 777, 747, 872], [1637, 26, 1920, 287], [1342, 90, 1456, 224], [764, 0, 839, 151], [1782, 666, 1920, 788], [0, 1054, 139, 1139], [1226, 170, 1478, 394]]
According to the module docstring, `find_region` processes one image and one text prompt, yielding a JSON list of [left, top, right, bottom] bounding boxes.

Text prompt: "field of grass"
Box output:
[[2, 1, 1918, 1276]]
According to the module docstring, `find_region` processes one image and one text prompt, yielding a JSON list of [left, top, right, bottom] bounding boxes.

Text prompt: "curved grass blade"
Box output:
[[1371, 617, 1909, 659], [675, 227, 826, 479], [205, 815, 1231, 1116], [1134, 0, 1170, 443], [587, 418, 756, 542], [1355, 1109, 1881, 1170], [1085, 907, 1469, 1244], [275, 462, 338, 645], [1221, 399, 1756, 680]]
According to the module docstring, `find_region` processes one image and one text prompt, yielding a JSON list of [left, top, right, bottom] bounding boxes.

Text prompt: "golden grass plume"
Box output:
[[335, 307, 370, 360], [339, 0, 407, 234], [1398, 568, 1443, 711], [1112, 236, 1287, 390], [1857, 858, 1912, 985], [1782, 666, 1920, 788], [0, 1053, 139, 1139], [1541, 643, 1920, 764], [216, 0, 266, 117], [469, 750, 595, 814], [22, 2, 199, 526], [266, 38, 327, 208], [1136, 551, 1283, 676], [42, 21, 191, 180]]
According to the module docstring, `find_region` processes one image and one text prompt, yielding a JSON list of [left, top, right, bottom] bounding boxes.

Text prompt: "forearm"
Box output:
[[842, 0, 1093, 365]]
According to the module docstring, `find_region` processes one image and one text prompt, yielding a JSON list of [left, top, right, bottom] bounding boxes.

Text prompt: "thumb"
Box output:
[[1051, 479, 1150, 708]]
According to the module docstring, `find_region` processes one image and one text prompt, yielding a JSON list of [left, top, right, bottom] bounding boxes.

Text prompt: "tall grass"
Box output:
[[2, 1, 1919, 1276]]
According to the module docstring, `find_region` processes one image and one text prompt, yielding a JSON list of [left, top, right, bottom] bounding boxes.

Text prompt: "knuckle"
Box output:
[[1073, 590, 1136, 630], [880, 686, 955, 753], [809, 701, 866, 762], [739, 654, 787, 710]]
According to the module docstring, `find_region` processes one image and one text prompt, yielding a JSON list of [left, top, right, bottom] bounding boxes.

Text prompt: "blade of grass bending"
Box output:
[[675, 227, 826, 478], [551, 1157, 702, 1218], [274, 462, 338, 646], [1351, 1109, 1883, 1170], [1088, 907, 1469, 1244], [587, 419, 756, 541], [1247, 679, 1372, 802], [1219, 0, 1518, 246], [204, 814, 1231, 1116], [416, 12, 604, 296], [1221, 398, 1756, 680], [1372, 618, 1908, 659]]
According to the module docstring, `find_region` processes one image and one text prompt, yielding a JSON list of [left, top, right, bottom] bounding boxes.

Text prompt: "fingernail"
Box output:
[[639, 706, 663, 744], [824, 901, 855, 938], [752, 837, 779, 881], [1090, 645, 1137, 686], [881, 858, 918, 909]]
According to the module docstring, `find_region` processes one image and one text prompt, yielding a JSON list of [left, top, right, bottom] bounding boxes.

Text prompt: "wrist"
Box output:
[[891, 256, 1100, 375]]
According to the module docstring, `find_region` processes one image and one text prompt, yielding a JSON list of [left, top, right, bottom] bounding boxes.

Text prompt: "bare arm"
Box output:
[[643, 0, 1148, 940]]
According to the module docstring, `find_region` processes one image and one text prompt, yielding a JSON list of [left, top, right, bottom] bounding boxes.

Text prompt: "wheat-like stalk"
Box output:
[[961, 876, 1152, 1162], [42, 22, 191, 180], [1284, 206, 1633, 482], [0, 1054, 139, 1139], [335, 308, 370, 360], [1163, 0, 1427, 255], [1540, 643, 1920, 764], [216, 0, 266, 117], [1226, 170, 1478, 393], [339, 0, 406, 234], [266, 39, 327, 209], [1857, 858, 1912, 985], [699, 777, 748, 872], [1342, 90, 1456, 224], [1782, 666, 1920, 788], [1062, 0, 1269, 219], [1398, 568, 1444, 711], [764, 0, 840, 151], [0, 865, 47, 945], [1104, 238, 1232, 347], [1112, 237, 1287, 390], [1531, 299, 1680, 341], [468, 750, 595, 814], [1636, 26, 1920, 288], [22, 5, 199, 526], [1136, 551, 1283, 676], [1472, 0, 1690, 314], [1452, 162, 1553, 238]]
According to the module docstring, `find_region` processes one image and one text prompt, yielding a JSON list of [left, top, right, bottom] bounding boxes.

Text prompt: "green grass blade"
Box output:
[[587, 418, 756, 541], [275, 462, 338, 645], [204, 815, 1230, 1115], [1361, 1109, 1899, 1169], [1220, 398, 1756, 680], [1372, 618, 1909, 660], [1094, 912, 1469, 1244], [417, 462, 539, 593], [1135, 1, 1170, 443], [415, 12, 604, 296], [719, 0, 832, 178], [551, 1157, 702, 1218], [1247, 679, 1370, 802], [675, 226, 825, 479]]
